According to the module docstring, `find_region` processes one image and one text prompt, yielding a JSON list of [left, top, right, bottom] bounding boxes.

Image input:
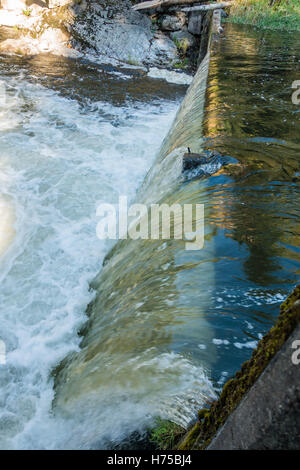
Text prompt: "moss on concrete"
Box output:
[[178, 284, 300, 450]]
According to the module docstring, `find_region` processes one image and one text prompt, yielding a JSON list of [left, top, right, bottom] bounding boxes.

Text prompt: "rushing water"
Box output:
[[0, 23, 300, 449], [0, 53, 185, 449]]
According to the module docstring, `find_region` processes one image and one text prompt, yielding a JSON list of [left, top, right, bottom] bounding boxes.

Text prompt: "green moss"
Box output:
[[173, 37, 190, 56], [177, 422, 200, 450], [173, 58, 189, 70], [149, 418, 185, 450], [178, 284, 300, 450], [227, 0, 300, 32]]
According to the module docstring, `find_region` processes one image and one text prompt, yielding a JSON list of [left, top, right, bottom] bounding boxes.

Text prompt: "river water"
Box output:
[[0, 24, 299, 449]]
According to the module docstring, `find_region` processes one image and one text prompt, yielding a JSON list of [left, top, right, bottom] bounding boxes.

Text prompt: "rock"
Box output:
[[28, 3, 48, 15], [170, 30, 196, 50], [72, 2, 178, 67], [48, 0, 74, 7], [188, 12, 202, 35], [148, 67, 193, 85], [0, 37, 38, 55], [0, 0, 179, 67], [183, 152, 210, 172], [38, 27, 69, 51], [160, 12, 186, 31], [0, 0, 27, 10], [0, 27, 78, 57], [147, 35, 178, 67], [0, 10, 24, 27], [182, 150, 224, 176]]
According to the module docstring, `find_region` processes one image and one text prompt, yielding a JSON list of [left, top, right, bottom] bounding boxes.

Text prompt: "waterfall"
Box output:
[[53, 42, 218, 449]]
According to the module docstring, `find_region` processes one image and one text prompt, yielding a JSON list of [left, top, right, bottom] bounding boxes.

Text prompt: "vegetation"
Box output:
[[22, 9, 32, 17], [173, 58, 190, 69], [149, 418, 185, 450], [179, 284, 300, 449], [228, 0, 300, 31], [173, 37, 190, 55]]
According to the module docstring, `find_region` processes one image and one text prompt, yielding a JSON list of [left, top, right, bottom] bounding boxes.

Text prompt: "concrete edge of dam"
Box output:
[[178, 285, 300, 450]]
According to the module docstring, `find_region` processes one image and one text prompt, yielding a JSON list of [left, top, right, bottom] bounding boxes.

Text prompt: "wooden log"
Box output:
[[133, 0, 232, 12], [133, 0, 208, 12], [181, 2, 232, 12], [132, 0, 164, 10]]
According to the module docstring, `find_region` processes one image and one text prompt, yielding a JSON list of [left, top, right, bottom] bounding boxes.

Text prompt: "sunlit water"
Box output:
[[200, 24, 300, 383], [0, 23, 300, 449]]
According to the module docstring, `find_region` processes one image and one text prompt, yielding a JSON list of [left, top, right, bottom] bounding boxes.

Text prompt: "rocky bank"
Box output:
[[0, 0, 210, 68]]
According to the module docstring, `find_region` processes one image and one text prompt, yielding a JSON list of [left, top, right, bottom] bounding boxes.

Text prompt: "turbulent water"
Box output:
[[0, 24, 300, 450], [0, 54, 185, 449]]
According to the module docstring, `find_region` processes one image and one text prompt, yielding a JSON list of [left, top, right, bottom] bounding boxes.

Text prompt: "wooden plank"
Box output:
[[181, 2, 232, 12], [133, 0, 208, 12], [132, 0, 164, 10]]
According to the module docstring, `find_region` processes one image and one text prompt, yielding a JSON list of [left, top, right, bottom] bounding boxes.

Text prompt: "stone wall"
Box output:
[[148, 7, 211, 70]]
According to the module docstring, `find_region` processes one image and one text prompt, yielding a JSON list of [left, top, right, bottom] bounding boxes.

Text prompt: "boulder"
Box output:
[[188, 11, 202, 35], [147, 34, 178, 67], [0, 0, 27, 10], [0, 26, 77, 57], [72, 2, 179, 66], [38, 27, 69, 50], [170, 30, 196, 50], [160, 12, 186, 31]]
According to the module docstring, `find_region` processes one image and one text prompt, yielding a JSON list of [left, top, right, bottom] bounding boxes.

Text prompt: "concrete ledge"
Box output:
[[208, 323, 300, 449], [178, 285, 300, 450]]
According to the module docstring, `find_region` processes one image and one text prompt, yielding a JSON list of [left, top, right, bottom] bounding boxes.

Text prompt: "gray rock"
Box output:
[[188, 12, 202, 35], [0, 0, 179, 67], [160, 12, 186, 31], [170, 30, 196, 49], [72, 1, 178, 67], [147, 34, 178, 67]]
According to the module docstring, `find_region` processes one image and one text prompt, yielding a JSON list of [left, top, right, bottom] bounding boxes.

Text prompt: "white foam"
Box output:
[[148, 67, 193, 85], [0, 75, 179, 449], [233, 341, 258, 350]]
